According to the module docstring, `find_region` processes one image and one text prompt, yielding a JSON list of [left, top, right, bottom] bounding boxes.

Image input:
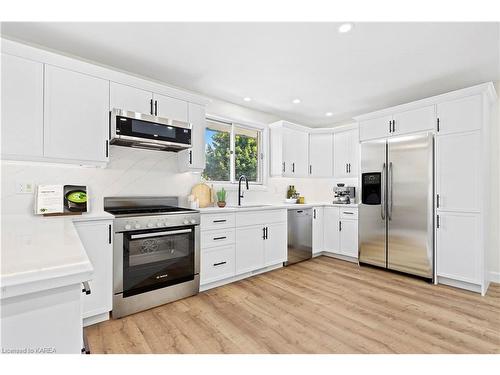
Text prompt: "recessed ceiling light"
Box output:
[[243, 97, 252, 102], [325, 112, 333, 117], [292, 98, 301, 104], [338, 23, 353, 33]]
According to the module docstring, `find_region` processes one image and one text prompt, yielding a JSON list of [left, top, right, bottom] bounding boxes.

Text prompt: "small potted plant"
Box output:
[[216, 187, 227, 208]]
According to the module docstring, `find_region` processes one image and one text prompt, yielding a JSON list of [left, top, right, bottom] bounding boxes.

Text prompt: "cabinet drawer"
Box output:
[[201, 244, 236, 284], [201, 228, 235, 249], [340, 208, 358, 220], [201, 213, 235, 230], [236, 209, 287, 227]]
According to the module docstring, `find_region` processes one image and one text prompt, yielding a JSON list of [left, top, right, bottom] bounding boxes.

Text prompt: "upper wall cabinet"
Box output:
[[153, 93, 188, 122], [309, 133, 333, 177], [110, 82, 153, 114], [436, 95, 482, 135], [270, 122, 309, 177], [178, 103, 206, 172], [359, 106, 435, 142], [44, 65, 110, 163], [334, 128, 358, 178], [1, 53, 44, 159]]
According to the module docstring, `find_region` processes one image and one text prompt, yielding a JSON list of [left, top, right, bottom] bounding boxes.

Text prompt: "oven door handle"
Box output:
[[130, 228, 192, 239]]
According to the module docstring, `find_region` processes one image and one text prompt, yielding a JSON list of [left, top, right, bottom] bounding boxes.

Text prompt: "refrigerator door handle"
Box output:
[[388, 161, 393, 221], [381, 162, 386, 220]]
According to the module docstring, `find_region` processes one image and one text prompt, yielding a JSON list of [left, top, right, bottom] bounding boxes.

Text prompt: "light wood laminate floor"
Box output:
[[85, 256, 500, 354]]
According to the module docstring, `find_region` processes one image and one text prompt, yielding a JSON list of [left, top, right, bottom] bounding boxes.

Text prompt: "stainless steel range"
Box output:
[[104, 196, 200, 318]]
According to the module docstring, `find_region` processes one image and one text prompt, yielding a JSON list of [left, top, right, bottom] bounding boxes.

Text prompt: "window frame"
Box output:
[[203, 114, 267, 187]]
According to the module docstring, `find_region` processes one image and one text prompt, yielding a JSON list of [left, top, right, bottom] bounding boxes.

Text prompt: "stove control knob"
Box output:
[[190, 219, 196, 224], [183, 219, 189, 225], [156, 222, 162, 227], [124, 224, 132, 230], [147, 223, 153, 228], [135, 223, 141, 229]]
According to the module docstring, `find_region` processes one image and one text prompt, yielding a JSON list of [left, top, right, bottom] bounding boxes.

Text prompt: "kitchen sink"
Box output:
[[227, 204, 272, 209]]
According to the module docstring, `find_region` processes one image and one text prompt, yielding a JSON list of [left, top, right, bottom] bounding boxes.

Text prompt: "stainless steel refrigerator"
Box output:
[[359, 133, 434, 280]]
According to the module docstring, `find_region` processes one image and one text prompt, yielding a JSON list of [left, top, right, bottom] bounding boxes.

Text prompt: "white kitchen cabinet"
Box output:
[[74, 220, 113, 326], [436, 131, 481, 212], [1, 53, 44, 159], [437, 212, 481, 284], [110, 82, 153, 114], [309, 133, 333, 177], [269, 121, 309, 177], [334, 128, 358, 178], [339, 219, 358, 258], [235, 225, 265, 274], [359, 115, 392, 141], [392, 105, 435, 136], [312, 207, 324, 254], [323, 207, 340, 253], [201, 244, 236, 285], [44, 65, 110, 163], [264, 222, 287, 266], [436, 95, 482, 135], [178, 103, 206, 172], [153, 93, 188, 122]]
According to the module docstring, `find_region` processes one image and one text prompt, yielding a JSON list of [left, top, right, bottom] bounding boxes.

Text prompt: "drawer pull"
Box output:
[[343, 212, 354, 215], [213, 236, 227, 241], [213, 219, 227, 223], [213, 261, 227, 267]]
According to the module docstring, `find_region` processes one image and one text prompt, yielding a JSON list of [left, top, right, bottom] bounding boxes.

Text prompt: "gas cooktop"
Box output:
[[104, 197, 197, 217]]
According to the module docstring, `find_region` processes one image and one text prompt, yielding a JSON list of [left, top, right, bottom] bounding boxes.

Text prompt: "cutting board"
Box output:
[[191, 183, 214, 208]]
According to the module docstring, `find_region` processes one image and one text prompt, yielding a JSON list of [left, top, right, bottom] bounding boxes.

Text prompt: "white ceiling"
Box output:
[[1, 22, 499, 127]]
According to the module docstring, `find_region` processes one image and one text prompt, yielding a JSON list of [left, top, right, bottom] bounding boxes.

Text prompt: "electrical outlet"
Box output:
[[16, 182, 34, 194]]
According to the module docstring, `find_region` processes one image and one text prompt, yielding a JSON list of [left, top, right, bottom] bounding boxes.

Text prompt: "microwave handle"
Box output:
[[130, 228, 192, 239]]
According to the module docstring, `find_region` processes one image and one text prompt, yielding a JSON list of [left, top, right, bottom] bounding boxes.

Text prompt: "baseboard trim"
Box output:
[[320, 251, 359, 264], [83, 312, 110, 327], [489, 271, 500, 283]]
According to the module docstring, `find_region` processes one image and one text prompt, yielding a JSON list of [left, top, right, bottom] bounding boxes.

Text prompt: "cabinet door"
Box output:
[[74, 221, 113, 319], [1, 53, 44, 158], [347, 128, 359, 176], [284, 128, 308, 177], [436, 131, 481, 212], [270, 126, 285, 176], [333, 130, 350, 177], [312, 207, 324, 254], [235, 225, 265, 274], [110, 82, 152, 114], [264, 222, 287, 266], [323, 207, 340, 253], [309, 133, 333, 177], [178, 103, 206, 171], [392, 105, 435, 136], [437, 212, 481, 284], [153, 93, 188, 122], [437, 95, 482, 135], [44, 65, 110, 162], [282, 127, 294, 176], [340, 219, 358, 258], [359, 115, 392, 141]]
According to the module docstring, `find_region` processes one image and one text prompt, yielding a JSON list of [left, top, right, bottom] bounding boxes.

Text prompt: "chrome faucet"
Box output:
[[238, 175, 249, 206]]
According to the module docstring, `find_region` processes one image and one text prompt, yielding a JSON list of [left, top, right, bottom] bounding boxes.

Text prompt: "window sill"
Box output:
[[203, 182, 268, 192]]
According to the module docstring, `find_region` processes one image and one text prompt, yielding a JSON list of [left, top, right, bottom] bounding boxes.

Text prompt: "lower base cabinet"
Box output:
[[323, 207, 359, 259], [264, 222, 287, 266], [312, 207, 324, 254], [200, 244, 236, 285]]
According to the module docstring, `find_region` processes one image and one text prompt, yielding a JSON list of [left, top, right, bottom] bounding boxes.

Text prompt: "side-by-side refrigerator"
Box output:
[[359, 133, 434, 280]]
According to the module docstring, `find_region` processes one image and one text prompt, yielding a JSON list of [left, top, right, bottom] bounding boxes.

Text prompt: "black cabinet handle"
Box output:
[[263, 226, 266, 239], [105, 140, 109, 158], [392, 120, 395, 133], [437, 118, 440, 132], [213, 236, 226, 241], [309, 165, 312, 174], [437, 194, 440, 208], [282, 162, 285, 173], [265, 226, 268, 239], [189, 150, 192, 164], [313, 209, 316, 219], [213, 219, 226, 223], [154, 100, 158, 116], [108, 224, 112, 244], [343, 211, 354, 215], [213, 261, 227, 267], [437, 215, 440, 229], [292, 163, 295, 173], [339, 221, 342, 231], [82, 281, 91, 295], [389, 120, 392, 133], [150, 99, 153, 115]]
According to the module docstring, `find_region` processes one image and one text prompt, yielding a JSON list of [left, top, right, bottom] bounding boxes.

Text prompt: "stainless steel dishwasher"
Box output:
[[284, 208, 313, 266]]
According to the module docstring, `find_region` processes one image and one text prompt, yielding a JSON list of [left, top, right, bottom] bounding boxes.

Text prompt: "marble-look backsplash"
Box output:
[[1, 146, 358, 215]]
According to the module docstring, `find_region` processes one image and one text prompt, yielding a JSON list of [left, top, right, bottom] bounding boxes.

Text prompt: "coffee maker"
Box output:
[[333, 184, 356, 204]]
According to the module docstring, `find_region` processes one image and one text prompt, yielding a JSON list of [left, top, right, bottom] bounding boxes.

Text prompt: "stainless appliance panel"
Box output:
[[285, 209, 313, 265], [387, 134, 434, 278], [359, 139, 387, 268]]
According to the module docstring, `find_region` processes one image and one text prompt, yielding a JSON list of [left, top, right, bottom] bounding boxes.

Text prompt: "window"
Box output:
[[203, 118, 263, 184]]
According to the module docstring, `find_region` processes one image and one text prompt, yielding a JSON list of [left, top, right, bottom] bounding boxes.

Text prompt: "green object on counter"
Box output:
[[216, 187, 227, 202], [286, 185, 296, 199]]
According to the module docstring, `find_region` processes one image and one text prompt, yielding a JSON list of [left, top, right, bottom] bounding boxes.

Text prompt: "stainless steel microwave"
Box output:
[[109, 109, 191, 152]]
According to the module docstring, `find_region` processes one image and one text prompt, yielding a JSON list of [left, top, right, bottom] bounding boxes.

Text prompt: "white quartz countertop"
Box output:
[[0, 212, 113, 300], [198, 202, 359, 213]]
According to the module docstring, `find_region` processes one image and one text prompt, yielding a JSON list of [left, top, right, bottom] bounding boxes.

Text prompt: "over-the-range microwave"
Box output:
[[109, 109, 191, 152]]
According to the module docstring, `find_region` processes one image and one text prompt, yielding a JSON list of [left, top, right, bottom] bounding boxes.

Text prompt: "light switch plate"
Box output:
[[16, 181, 34, 194]]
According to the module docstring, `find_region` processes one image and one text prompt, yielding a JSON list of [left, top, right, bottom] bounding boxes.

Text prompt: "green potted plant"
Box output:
[[216, 187, 227, 208]]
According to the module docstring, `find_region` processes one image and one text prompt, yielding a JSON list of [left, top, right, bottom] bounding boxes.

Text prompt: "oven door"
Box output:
[[119, 226, 196, 298]]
